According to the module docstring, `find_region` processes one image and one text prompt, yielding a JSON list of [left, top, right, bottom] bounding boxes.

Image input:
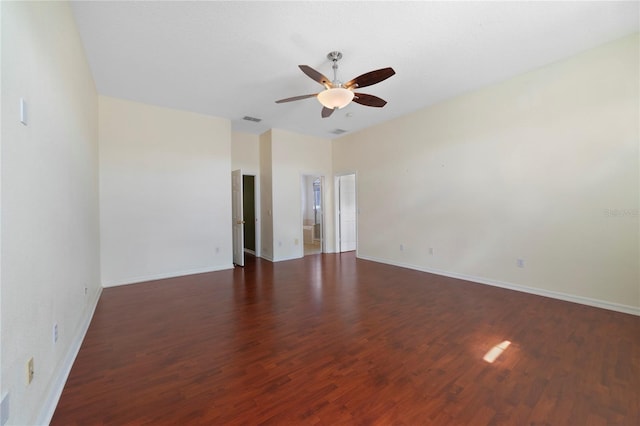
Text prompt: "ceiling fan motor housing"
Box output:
[[327, 51, 343, 62]]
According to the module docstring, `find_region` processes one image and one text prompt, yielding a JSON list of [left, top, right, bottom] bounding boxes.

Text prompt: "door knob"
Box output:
[[237, 220, 245, 224]]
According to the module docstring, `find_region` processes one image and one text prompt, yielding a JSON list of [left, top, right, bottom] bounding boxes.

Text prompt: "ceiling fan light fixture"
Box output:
[[275, 51, 394, 118], [317, 87, 354, 109]]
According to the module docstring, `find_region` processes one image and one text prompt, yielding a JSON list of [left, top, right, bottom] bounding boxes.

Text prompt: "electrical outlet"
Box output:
[[84, 286, 88, 295], [517, 258, 525, 268], [27, 358, 34, 384], [294, 238, 299, 245], [429, 247, 434, 255], [53, 323, 58, 343], [400, 244, 404, 251]]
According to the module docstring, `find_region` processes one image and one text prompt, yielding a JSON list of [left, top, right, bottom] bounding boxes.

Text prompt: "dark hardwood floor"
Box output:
[[52, 253, 639, 425]]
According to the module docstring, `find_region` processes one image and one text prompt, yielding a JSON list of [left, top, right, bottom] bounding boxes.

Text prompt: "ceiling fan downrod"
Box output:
[[327, 51, 343, 86]]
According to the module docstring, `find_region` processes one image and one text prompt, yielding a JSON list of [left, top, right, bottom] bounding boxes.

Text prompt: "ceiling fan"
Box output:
[[276, 51, 395, 118]]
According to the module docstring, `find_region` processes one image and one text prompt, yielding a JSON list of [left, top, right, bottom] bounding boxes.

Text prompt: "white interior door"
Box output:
[[232, 169, 244, 266], [338, 174, 356, 252]]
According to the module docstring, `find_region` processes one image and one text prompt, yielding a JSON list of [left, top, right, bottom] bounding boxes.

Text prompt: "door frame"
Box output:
[[242, 174, 259, 257], [300, 173, 325, 256], [231, 169, 244, 266]]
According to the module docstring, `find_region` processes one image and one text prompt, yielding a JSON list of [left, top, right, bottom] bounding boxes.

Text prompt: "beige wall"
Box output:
[[259, 131, 274, 260], [231, 131, 260, 174], [333, 34, 639, 313], [258, 129, 334, 260], [232, 131, 261, 256], [1, 2, 101, 424], [99, 96, 233, 286], [271, 129, 334, 260]]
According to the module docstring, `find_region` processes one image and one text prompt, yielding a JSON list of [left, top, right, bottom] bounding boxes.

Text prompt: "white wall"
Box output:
[[270, 129, 334, 260], [99, 96, 233, 286], [333, 34, 639, 313], [1, 2, 101, 424]]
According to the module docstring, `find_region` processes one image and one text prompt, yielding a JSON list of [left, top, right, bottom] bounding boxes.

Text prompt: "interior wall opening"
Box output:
[[242, 175, 256, 255], [302, 175, 323, 256]]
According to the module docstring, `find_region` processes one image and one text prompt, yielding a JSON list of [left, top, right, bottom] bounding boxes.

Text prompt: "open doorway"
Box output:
[[302, 175, 323, 256], [232, 170, 258, 267], [243, 175, 256, 255]]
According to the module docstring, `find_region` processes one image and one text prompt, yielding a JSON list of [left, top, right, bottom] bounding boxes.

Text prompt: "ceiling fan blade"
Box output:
[[321, 107, 335, 118], [345, 67, 395, 89], [299, 65, 333, 87], [275, 93, 318, 103], [353, 93, 387, 108]]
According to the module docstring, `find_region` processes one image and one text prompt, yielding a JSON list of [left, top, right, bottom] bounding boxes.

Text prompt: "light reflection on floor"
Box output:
[[304, 242, 321, 256], [483, 340, 512, 363]]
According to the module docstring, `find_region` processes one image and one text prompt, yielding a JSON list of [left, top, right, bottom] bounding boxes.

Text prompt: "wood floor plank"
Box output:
[[51, 253, 640, 425]]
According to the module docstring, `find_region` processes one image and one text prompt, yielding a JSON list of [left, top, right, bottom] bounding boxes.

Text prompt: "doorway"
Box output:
[[243, 175, 256, 255], [302, 175, 323, 256], [232, 171, 258, 267], [337, 173, 356, 252]]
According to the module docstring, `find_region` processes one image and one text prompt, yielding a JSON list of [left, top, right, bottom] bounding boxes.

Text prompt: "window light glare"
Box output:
[[483, 340, 511, 363]]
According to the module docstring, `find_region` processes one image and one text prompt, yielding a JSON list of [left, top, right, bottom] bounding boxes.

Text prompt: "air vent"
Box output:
[[330, 128, 348, 135], [242, 116, 262, 123]]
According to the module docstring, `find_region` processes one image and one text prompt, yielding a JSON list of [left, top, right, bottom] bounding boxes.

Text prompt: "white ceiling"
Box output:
[[71, 1, 639, 139]]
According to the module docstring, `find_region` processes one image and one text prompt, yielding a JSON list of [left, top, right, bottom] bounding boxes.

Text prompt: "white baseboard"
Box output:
[[102, 264, 235, 287], [273, 254, 304, 262], [258, 254, 309, 262], [357, 254, 640, 316], [37, 285, 103, 425]]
